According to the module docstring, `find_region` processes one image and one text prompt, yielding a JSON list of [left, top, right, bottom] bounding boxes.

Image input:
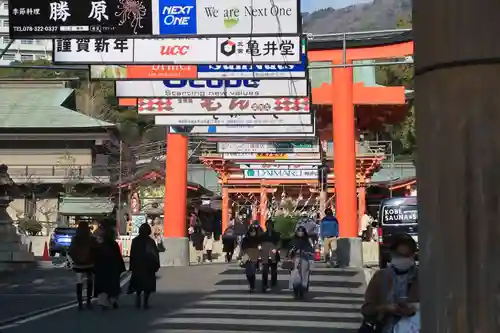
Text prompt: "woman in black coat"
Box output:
[[129, 223, 160, 309], [190, 226, 205, 263], [94, 226, 126, 310]]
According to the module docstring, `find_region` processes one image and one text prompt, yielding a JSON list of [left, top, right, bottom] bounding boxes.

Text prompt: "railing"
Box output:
[[6, 164, 110, 180]]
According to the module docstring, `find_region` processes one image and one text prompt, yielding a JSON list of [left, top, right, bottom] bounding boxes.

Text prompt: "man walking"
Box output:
[[320, 208, 339, 266]]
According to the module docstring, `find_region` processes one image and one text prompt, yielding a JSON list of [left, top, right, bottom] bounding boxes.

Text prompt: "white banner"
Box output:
[[170, 125, 315, 137], [236, 160, 322, 165], [138, 97, 310, 114], [53, 37, 302, 64], [239, 164, 318, 170], [223, 153, 321, 160], [217, 141, 319, 153], [116, 79, 308, 98], [155, 114, 311, 126], [244, 169, 318, 179], [153, 0, 300, 36]]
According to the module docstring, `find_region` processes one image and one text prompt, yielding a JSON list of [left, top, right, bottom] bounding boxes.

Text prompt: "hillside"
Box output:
[[303, 0, 412, 34]]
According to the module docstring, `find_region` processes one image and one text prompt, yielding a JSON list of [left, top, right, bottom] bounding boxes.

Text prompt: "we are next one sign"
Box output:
[[8, 0, 301, 38]]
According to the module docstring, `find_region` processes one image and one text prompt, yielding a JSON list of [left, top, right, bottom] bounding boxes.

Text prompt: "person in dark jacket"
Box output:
[[190, 226, 205, 263], [94, 225, 126, 310], [222, 224, 237, 263], [288, 226, 314, 299], [130, 223, 160, 309], [320, 208, 339, 265], [239, 225, 262, 292], [69, 222, 97, 310], [260, 219, 281, 291]]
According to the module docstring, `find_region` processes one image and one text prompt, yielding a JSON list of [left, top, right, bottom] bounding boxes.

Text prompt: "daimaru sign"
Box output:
[[116, 79, 308, 98], [244, 169, 318, 179], [155, 0, 300, 36], [53, 37, 303, 65]]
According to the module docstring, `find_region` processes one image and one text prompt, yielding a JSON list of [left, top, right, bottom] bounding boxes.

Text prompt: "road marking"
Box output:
[[0, 272, 131, 330]]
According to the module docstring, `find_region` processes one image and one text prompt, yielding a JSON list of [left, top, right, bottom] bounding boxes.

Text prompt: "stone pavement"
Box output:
[[0, 263, 366, 333]]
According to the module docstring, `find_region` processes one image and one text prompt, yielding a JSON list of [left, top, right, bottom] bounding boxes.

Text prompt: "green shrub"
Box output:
[[18, 218, 42, 236], [274, 215, 298, 239]]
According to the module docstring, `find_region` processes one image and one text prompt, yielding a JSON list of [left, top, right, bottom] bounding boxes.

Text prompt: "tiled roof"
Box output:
[[0, 87, 114, 128]]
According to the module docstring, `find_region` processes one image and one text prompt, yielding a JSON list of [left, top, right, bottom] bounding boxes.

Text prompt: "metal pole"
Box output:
[[117, 140, 123, 235], [0, 39, 14, 59], [308, 28, 412, 39], [309, 60, 413, 69]]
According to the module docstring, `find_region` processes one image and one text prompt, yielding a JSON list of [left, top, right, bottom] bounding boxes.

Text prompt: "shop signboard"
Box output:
[[243, 168, 318, 179], [53, 36, 303, 64], [154, 114, 311, 126], [239, 164, 317, 170], [137, 97, 310, 115], [222, 152, 321, 160], [217, 141, 319, 153], [89, 53, 307, 80], [116, 79, 308, 98], [169, 124, 315, 137]]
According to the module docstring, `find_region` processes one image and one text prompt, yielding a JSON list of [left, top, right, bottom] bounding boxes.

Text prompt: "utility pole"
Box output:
[[318, 155, 329, 219], [415, 0, 500, 332]]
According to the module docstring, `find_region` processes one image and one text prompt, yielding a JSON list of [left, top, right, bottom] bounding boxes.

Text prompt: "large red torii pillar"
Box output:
[[163, 133, 189, 266]]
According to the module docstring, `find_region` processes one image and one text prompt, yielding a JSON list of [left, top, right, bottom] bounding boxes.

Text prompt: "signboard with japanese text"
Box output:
[[116, 79, 308, 98], [154, 114, 311, 126], [217, 141, 319, 153], [154, 0, 300, 36], [8, 0, 154, 38], [243, 169, 318, 179], [53, 36, 303, 64], [222, 152, 321, 160], [8, 0, 300, 38], [89, 54, 307, 80], [137, 97, 310, 115], [236, 160, 321, 165], [169, 124, 315, 137], [239, 164, 318, 170]]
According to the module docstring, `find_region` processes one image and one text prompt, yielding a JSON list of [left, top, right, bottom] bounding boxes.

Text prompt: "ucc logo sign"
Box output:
[[160, 45, 190, 56]]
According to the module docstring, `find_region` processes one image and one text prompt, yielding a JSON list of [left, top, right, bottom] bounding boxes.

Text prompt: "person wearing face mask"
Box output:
[[288, 226, 314, 299], [361, 233, 419, 332], [239, 225, 262, 292], [260, 219, 281, 292]]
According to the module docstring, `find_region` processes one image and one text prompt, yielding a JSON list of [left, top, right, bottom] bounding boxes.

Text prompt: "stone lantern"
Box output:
[[0, 164, 35, 271]]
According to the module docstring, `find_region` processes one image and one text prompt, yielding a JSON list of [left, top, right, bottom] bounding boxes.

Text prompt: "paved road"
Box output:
[[0, 263, 366, 333]]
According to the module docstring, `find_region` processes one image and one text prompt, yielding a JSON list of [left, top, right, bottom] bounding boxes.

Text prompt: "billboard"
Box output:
[[154, 114, 312, 126], [169, 124, 315, 137], [8, 0, 299, 38], [222, 153, 321, 160], [8, 0, 154, 38], [53, 36, 303, 64], [217, 141, 319, 153], [154, 0, 300, 36], [137, 97, 310, 115], [239, 164, 318, 170], [89, 54, 307, 80], [243, 169, 318, 179], [116, 79, 308, 98]]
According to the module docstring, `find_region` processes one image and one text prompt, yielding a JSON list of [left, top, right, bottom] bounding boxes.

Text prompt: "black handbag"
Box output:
[[358, 319, 382, 333]]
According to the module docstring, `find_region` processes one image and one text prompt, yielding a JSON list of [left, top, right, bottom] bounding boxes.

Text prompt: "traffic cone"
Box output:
[[314, 248, 321, 261], [42, 241, 50, 261]]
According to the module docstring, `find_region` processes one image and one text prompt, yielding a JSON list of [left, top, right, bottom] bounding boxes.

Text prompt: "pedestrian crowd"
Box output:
[[68, 218, 160, 311]]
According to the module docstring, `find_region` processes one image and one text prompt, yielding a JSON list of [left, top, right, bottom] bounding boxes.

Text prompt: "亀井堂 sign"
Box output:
[[52, 36, 303, 64]]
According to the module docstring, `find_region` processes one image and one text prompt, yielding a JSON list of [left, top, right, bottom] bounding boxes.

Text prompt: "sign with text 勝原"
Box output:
[[137, 98, 310, 114], [115, 79, 308, 98], [244, 169, 318, 179], [154, 0, 300, 36], [89, 53, 308, 80], [53, 36, 303, 64], [8, 0, 154, 38]]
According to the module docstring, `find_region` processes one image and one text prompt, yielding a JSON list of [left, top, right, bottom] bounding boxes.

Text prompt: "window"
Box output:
[[2, 53, 15, 60], [3, 19, 8, 27], [3, 3, 8, 10], [20, 39, 33, 45], [20, 54, 33, 61], [3, 37, 10, 44]]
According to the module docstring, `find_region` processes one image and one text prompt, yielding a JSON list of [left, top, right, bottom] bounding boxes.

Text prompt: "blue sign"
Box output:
[[163, 79, 261, 89], [197, 54, 307, 74], [158, 0, 197, 35]]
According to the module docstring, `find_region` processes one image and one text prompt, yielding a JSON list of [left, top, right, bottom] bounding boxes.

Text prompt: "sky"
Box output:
[[301, 0, 373, 13]]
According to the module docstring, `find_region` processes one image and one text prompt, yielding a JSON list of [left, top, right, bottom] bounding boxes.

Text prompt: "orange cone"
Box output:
[[42, 241, 50, 261]]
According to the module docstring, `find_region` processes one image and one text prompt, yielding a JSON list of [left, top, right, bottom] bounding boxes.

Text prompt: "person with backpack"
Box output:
[[69, 222, 98, 310], [222, 223, 237, 263], [361, 234, 419, 332], [129, 223, 160, 309]]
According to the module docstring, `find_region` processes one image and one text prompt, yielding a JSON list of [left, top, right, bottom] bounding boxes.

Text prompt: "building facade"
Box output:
[[0, 0, 52, 64]]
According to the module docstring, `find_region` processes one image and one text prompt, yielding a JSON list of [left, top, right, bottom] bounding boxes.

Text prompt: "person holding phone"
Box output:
[[361, 234, 419, 332]]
